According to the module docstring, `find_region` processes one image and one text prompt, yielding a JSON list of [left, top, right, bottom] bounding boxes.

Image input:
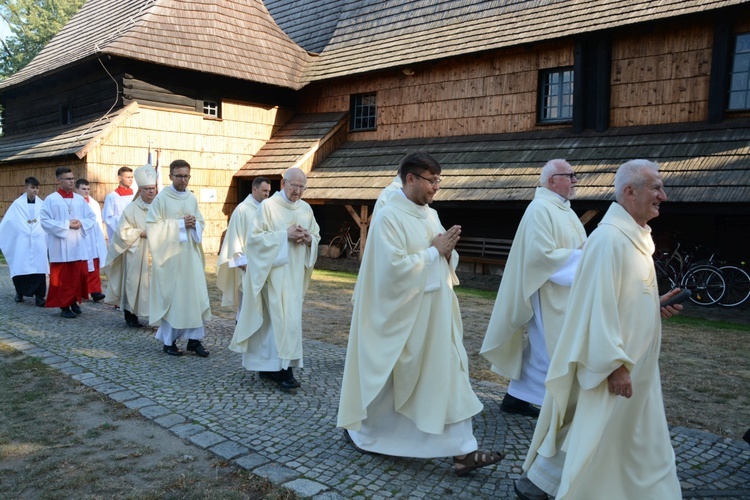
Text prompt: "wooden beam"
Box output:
[[579, 209, 599, 226], [344, 204, 371, 260]]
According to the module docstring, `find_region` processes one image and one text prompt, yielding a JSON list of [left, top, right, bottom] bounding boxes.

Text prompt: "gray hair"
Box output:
[[614, 160, 660, 203], [540, 159, 571, 187]]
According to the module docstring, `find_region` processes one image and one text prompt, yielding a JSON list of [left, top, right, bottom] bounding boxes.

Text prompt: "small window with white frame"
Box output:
[[728, 33, 750, 110], [350, 93, 377, 131], [203, 100, 221, 118], [539, 68, 574, 123]]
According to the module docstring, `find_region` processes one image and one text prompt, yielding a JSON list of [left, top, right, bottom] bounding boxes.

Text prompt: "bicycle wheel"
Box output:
[[326, 236, 346, 258], [718, 265, 750, 307], [681, 265, 726, 306]]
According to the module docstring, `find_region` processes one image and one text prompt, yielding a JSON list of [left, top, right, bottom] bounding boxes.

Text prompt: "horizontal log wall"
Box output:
[[1, 64, 122, 135], [298, 41, 574, 141]]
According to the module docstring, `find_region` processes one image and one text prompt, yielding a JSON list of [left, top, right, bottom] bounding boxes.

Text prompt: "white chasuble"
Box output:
[[104, 198, 151, 316], [525, 202, 680, 499], [216, 195, 259, 307], [146, 186, 211, 329], [0, 194, 48, 277], [481, 187, 586, 380], [337, 194, 482, 444], [229, 192, 320, 367]]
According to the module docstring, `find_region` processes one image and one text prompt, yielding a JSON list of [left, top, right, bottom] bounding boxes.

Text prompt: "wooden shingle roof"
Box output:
[[303, 118, 750, 204], [302, 0, 750, 82], [0, 103, 138, 162], [236, 112, 348, 177], [264, 0, 346, 55], [0, 0, 311, 91]]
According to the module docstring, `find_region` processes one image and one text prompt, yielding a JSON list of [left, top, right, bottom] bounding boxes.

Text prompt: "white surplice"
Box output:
[[0, 194, 48, 277]]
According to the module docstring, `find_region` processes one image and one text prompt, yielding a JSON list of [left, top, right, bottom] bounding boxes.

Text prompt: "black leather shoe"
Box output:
[[500, 393, 540, 418], [259, 371, 280, 381], [91, 292, 106, 303], [14, 294, 24, 302], [163, 342, 183, 356], [186, 339, 210, 357], [70, 303, 82, 315], [277, 367, 301, 390], [126, 319, 144, 328], [35, 297, 46, 307], [60, 307, 76, 318]]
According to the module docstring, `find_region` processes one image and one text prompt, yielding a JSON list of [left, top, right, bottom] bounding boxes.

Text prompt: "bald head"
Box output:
[[282, 168, 307, 202]]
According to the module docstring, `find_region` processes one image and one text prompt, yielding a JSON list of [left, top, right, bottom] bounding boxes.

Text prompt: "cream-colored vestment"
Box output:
[[216, 195, 259, 308], [104, 197, 151, 316], [338, 192, 482, 457], [229, 191, 320, 370], [481, 187, 586, 404], [146, 186, 211, 333], [524, 202, 681, 499]]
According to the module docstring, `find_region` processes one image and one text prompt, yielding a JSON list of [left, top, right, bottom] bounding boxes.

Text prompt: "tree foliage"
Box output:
[[0, 0, 86, 78]]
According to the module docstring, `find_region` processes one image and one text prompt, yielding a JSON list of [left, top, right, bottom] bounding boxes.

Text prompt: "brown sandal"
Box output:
[[453, 450, 504, 476]]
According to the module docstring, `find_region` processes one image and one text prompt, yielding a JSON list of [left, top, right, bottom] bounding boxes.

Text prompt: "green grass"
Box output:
[[666, 314, 750, 332]]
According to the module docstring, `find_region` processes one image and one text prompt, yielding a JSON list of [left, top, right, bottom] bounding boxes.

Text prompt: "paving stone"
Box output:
[[171, 423, 206, 439], [40, 355, 68, 365], [123, 397, 156, 409], [210, 441, 249, 460], [109, 390, 141, 402], [253, 464, 300, 484], [154, 414, 186, 428], [284, 478, 328, 497], [140, 405, 172, 419], [189, 431, 226, 448], [60, 365, 86, 375], [235, 453, 271, 470]]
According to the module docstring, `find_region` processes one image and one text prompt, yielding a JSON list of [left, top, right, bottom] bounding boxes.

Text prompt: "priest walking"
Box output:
[[337, 152, 503, 476], [216, 176, 271, 316], [516, 160, 683, 500], [481, 159, 586, 418], [229, 168, 319, 391], [0, 176, 48, 306], [147, 159, 211, 357], [104, 164, 158, 328]]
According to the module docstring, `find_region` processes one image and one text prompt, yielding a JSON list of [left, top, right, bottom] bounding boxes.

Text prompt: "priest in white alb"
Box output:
[[337, 152, 503, 476], [216, 176, 271, 318], [481, 159, 586, 418], [146, 159, 211, 357], [102, 166, 135, 241], [41, 167, 98, 318], [229, 168, 319, 391], [0, 176, 48, 306], [516, 160, 683, 500], [104, 164, 158, 328]]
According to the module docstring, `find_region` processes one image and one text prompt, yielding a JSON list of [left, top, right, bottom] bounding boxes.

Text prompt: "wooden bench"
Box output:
[[455, 236, 513, 275]]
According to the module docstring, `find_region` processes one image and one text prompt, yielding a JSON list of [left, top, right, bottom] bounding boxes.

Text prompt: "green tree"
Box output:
[[0, 0, 85, 78]]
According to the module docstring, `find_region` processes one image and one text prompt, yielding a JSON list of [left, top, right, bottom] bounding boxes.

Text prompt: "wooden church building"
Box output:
[[1, 0, 749, 262]]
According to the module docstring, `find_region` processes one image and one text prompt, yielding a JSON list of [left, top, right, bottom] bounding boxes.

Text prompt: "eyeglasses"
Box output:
[[551, 173, 578, 180], [172, 174, 191, 180], [411, 173, 442, 187], [286, 182, 307, 191]]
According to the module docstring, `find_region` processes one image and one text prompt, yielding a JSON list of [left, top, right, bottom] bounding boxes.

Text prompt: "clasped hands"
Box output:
[[69, 219, 82, 230], [431, 225, 461, 256], [288, 224, 312, 246], [183, 214, 197, 229]]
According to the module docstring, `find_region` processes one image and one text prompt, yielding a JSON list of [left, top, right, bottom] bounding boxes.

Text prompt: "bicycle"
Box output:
[[654, 243, 726, 306], [325, 224, 361, 259], [694, 250, 750, 308]]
